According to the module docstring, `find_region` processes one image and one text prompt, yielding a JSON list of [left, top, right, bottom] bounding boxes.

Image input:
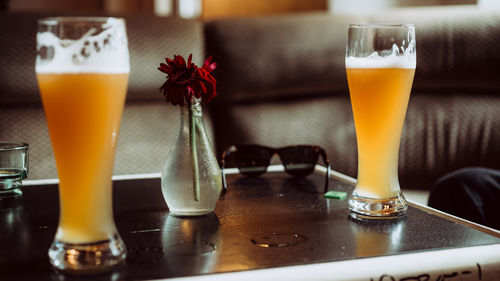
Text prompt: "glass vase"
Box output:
[[161, 100, 222, 216]]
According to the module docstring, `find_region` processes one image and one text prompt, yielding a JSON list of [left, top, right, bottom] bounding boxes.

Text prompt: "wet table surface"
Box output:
[[1, 171, 499, 281]]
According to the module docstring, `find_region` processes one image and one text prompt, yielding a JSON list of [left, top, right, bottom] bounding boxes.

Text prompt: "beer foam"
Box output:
[[346, 42, 416, 69], [346, 54, 416, 69], [36, 18, 130, 74]]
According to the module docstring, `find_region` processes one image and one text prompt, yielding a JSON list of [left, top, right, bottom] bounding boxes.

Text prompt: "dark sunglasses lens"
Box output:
[[279, 147, 318, 177], [234, 146, 273, 176]]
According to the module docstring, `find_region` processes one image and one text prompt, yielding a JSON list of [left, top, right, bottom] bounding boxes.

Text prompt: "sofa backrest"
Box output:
[[205, 6, 500, 189]]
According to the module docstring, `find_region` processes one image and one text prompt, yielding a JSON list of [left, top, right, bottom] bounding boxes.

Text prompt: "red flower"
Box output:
[[158, 54, 217, 106]]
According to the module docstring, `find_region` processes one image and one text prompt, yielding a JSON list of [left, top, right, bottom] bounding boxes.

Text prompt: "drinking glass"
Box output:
[[0, 142, 28, 202], [346, 24, 416, 218], [36, 17, 129, 272]]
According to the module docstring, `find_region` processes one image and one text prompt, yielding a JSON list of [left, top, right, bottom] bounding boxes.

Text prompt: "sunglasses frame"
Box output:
[[220, 144, 331, 193]]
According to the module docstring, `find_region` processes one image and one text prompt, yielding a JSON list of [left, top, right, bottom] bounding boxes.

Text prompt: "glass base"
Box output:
[[48, 233, 126, 274], [169, 209, 214, 217], [348, 191, 407, 219], [0, 184, 22, 204]]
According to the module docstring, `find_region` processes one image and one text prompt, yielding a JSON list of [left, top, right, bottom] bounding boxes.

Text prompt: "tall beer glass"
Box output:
[[36, 17, 129, 272], [346, 24, 416, 218]]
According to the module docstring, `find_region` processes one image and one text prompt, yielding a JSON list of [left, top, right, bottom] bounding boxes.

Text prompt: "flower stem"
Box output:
[[189, 104, 200, 203]]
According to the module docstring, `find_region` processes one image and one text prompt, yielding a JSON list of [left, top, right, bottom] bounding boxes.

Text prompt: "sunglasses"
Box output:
[[220, 144, 331, 193]]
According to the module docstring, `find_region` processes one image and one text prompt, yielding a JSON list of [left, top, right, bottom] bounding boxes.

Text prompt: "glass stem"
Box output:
[[189, 104, 200, 203]]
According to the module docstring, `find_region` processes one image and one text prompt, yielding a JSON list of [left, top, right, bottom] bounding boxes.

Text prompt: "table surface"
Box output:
[[1, 170, 499, 281]]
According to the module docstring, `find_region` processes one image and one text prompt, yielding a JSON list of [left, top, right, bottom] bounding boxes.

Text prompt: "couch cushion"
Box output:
[[1, 13, 40, 105], [205, 12, 364, 102], [400, 92, 500, 189]]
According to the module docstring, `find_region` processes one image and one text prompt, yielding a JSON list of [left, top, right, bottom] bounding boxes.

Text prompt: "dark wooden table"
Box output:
[[1, 169, 499, 281]]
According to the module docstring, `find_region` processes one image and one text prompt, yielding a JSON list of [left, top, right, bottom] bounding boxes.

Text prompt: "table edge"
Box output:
[[150, 244, 500, 281]]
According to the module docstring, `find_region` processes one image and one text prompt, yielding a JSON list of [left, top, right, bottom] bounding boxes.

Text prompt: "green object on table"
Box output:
[[324, 190, 347, 200]]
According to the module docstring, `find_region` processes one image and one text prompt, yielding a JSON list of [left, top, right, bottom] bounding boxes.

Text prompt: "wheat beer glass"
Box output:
[[36, 17, 129, 272], [346, 24, 416, 218]]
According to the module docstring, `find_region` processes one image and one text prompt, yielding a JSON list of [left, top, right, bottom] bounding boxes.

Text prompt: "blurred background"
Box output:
[[4, 0, 499, 20], [3, 0, 500, 203]]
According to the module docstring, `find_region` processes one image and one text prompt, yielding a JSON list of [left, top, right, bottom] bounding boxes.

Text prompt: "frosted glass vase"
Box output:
[[161, 100, 222, 216]]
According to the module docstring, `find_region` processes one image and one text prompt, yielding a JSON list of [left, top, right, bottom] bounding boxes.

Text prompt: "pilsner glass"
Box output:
[[346, 24, 416, 218], [36, 17, 129, 272]]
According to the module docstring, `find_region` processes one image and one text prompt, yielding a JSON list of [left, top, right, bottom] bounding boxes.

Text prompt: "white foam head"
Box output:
[[346, 42, 416, 69], [36, 17, 130, 74], [346, 53, 416, 69]]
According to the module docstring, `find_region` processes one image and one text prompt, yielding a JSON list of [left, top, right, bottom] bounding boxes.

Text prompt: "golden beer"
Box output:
[[347, 67, 415, 198], [38, 72, 128, 243]]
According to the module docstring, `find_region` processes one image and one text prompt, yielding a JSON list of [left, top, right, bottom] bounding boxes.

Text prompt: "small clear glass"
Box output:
[[0, 142, 29, 203], [346, 24, 416, 219]]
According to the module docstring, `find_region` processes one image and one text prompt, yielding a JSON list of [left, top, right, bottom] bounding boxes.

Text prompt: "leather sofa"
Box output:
[[1, 6, 500, 194]]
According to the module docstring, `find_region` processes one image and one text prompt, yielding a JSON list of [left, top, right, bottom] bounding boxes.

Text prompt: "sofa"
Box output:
[[1, 6, 500, 196]]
